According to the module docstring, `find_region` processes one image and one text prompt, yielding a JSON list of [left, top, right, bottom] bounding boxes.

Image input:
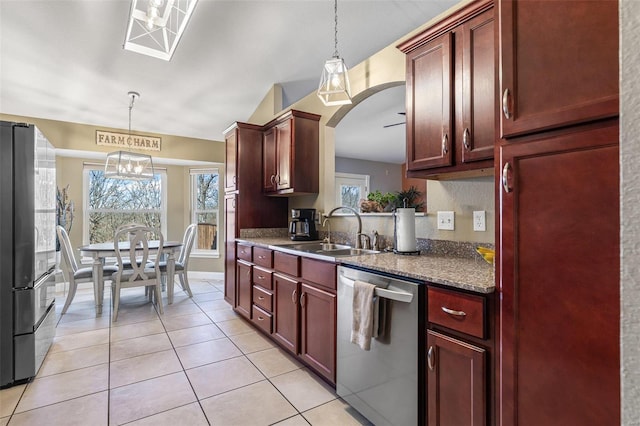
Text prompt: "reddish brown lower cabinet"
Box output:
[[236, 260, 252, 320], [427, 330, 486, 426], [498, 121, 620, 425], [300, 283, 336, 383], [273, 272, 299, 354]]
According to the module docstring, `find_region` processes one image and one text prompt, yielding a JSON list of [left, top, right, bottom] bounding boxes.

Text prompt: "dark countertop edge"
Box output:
[[235, 237, 496, 294]]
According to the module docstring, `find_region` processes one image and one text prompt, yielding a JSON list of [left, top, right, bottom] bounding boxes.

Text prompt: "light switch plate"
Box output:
[[437, 211, 455, 230], [473, 210, 486, 232]]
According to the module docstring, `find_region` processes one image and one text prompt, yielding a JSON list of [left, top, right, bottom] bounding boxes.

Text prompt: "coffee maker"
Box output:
[[289, 208, 318, 241]]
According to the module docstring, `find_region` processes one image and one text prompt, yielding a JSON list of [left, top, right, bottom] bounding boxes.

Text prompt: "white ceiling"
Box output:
[[0, 0, 459, 163]]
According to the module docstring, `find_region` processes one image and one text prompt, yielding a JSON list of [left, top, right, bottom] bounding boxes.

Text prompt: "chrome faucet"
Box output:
[[325, 206, 363, 249], [322, 217, 332, 244]]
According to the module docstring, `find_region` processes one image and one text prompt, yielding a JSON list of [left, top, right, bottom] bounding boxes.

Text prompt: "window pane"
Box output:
[[87, 169, 163, 244], [191, 170, 220, 253], [89, 170, 161, 210], [88, 212, 161, 244], [196, 174, 219, 210], [340, 185, 361, 210]]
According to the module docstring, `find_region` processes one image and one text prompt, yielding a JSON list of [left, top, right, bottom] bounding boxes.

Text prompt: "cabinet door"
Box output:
[[224, 194, 237, 305], [499, 122, 620, 425], [499, 0, 618, 138], [275, 119, 292, 191], [262, 127, 277, 192], [406, 32, 453, 171], [224, 130, 237, 192], [427, 330, 486, 426], [236, 261, 252, 319], [459, 7, 495, 164], [300, 283, 336, 384], [273, 273, 299, 354]]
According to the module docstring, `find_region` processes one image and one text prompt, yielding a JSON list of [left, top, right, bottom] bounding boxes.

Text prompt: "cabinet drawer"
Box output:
[[252, 305, 273, 334], [253, 247, 273, 268], [428, 287, 486, 339], [237, 244, 252, 262], [252, 266, 273, 290], [300, 257, 336, 291], [274, 251, 299, 276], [253, 285, 273, 312]]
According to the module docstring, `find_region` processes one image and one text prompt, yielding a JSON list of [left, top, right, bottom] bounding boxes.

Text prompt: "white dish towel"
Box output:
[[351, 280, 377, 351]]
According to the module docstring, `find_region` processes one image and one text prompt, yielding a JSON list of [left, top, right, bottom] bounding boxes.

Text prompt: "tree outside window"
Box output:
[[85, 168, 166, 244], [191, 169, 219, 253]]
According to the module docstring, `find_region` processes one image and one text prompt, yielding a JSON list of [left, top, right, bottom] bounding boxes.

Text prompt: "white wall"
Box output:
[[620, 0, 640, 423]]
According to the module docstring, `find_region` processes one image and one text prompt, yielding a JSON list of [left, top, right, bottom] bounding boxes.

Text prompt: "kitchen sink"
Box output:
[[271, 242, 381, 258]]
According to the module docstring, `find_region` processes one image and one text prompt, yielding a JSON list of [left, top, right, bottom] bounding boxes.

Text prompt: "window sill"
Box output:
[[191, 250, 220, 259]]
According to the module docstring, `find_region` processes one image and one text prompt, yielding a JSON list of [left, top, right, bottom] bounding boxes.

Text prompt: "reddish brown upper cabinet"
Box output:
[[399, 0, 495, 179], [262, 110, 320, 196], [498, 121, 620, 426], [223, 123, 288, 304], [499, 0, 619, 138]]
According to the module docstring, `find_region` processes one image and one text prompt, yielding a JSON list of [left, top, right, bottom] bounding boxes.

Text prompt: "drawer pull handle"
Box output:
[[257, 316, 264, 321], [441, 133, 449, 155], [428, 346, 435, 371], [441, 306, 466, 317], [258, 296, 265, 300], [258, 275, 265, 279], [300, 292, 306, 308], [291, 289, 297, 305], [258, 255, 266, 259]]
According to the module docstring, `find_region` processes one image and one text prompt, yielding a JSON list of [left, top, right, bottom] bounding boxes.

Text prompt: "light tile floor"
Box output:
[[0, 275, 371, 426]]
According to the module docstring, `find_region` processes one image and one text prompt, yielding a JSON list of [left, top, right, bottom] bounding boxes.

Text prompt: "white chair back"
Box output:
[[178, 224, 197, 266], [114, 225, 163, 284], [56, 225, 78, 273]]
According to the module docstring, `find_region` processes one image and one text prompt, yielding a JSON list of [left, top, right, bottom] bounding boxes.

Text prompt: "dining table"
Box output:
[[79, 240, 182, 315]]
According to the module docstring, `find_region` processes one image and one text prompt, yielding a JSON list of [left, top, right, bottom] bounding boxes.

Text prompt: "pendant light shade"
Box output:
[[317, 0, 352, 106], [105, 91, 155, 181], [123, 0, 198, 61]]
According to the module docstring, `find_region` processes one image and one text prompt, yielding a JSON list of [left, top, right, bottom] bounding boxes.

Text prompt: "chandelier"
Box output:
[[317, 0, 352, 106], [105, 91, 155, 181], [123, 0, 198, 61]]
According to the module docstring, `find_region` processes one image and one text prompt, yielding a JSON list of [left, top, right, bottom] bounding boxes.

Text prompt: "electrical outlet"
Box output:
[[437, 211, 455, 230], [473, 210, 486, 232]]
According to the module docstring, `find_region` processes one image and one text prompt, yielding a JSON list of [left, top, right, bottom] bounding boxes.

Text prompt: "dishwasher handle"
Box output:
[[340, 275, 414, 303]]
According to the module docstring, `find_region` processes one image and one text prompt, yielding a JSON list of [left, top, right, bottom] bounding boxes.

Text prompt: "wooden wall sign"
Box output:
[[96, 130, 161, 152]]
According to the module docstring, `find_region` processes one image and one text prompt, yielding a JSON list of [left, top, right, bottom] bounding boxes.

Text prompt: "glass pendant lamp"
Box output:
[[317, 0, 352, 106]]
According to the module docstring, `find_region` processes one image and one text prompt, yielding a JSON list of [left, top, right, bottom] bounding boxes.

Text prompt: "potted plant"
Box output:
[[361, 190, 396, 213], [392, 186, 424, 212], [56, 184, 75, 251]]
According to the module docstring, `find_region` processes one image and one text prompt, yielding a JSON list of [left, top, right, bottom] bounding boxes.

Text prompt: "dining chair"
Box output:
[[114, 223, 146, 269], [56, 225, 118, 315], [158, 223, 197, 302], [111, 225, 164, 321]]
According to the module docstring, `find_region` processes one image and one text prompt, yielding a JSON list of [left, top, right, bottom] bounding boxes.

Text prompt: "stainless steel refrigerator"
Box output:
[[1, 121, 57, 388]]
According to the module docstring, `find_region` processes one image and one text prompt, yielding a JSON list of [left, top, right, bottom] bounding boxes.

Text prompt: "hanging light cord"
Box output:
[[333, 0, 339, 58], [127, 91, 139, 150]]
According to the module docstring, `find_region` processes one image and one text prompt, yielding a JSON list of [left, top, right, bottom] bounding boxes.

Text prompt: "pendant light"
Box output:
[[105, 91, 155, 181], [123, 0, 199, 61], [317, 0, 352, 106]]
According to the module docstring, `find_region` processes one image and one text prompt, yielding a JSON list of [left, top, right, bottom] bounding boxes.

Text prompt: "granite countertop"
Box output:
[[236, 237, 495, 294]]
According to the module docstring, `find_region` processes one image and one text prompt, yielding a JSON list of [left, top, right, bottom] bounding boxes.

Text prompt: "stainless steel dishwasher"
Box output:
[[337, 265, 422, 426]]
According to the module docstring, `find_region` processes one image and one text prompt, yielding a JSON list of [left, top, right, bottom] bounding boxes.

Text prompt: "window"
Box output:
[[335, 172, 369, 210], [83, 165, 167, 244], [190, 168, 219, 256]]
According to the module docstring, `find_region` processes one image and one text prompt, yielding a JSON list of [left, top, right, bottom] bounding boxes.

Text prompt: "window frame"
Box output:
[[82, 164, 167, 245], [190, 167, 220, 258], [335, 172, 370, 210]]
